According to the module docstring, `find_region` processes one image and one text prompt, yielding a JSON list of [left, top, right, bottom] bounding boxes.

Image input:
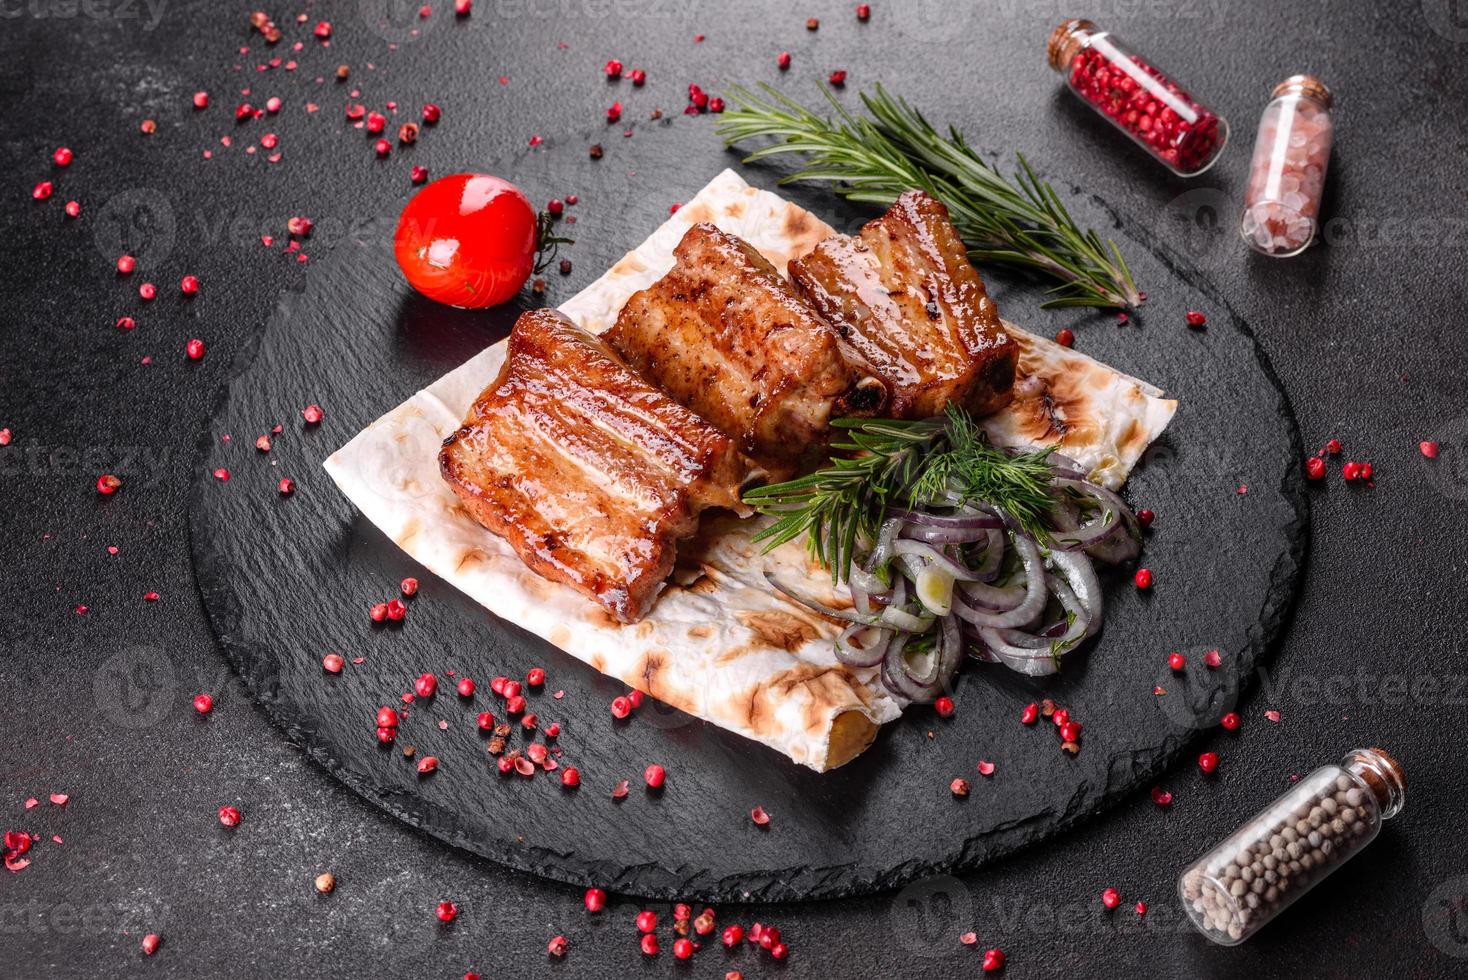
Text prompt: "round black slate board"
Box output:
[[187, 124, 1308, 902]]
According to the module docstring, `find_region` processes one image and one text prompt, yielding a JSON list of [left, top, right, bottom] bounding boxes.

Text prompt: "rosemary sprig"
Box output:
[[717, 84, 1142, 310], [743, 407, 1056, 581]]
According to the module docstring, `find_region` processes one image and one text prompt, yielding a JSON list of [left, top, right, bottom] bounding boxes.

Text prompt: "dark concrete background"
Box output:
[[2, 1, 1465, 977]]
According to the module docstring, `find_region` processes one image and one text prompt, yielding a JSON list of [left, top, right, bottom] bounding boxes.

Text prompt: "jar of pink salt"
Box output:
[[1240, 75, 1334, 257], [1047, 19, 1229, 177]]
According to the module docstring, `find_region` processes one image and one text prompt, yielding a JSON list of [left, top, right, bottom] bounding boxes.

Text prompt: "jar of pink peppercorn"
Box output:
[[1240, 75, 1334, 257], [1047, 19, 1228, 177]]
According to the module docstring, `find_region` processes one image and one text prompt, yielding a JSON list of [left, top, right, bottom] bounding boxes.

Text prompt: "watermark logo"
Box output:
[[1151, 646, 1240, 731], [1423, 0, 1468, 41], [1424, 874, 1468, 958], [886, 875, 973, 957], [891, 0, 980, 44], [93, 188, 175, 269], [357, 0, 446, 43], [1156, 186, 1236, 268], [92, 645, 175, 729]]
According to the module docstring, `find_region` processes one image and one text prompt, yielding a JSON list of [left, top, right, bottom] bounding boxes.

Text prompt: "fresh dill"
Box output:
[[742, 407, 1057, 581]]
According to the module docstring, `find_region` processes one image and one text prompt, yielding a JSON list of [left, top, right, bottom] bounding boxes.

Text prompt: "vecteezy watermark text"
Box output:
[[0, 0, 167, 32]]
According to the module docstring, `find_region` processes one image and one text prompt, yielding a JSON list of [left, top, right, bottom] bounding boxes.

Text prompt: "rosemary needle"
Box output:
[[717, 83, 1142, 311]]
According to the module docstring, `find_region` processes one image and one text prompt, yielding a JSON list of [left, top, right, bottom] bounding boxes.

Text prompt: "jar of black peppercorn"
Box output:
[[1179, 747, 1405, 945], [1047, 18, 1229, 177]]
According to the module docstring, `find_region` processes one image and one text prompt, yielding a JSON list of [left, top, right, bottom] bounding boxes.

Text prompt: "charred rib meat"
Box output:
[[605, 223, 887, 478], [790, 190, 1017, 419], [439, 309, 751, 623]]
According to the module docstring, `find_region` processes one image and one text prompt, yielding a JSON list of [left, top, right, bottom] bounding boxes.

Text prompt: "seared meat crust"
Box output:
[[606, 223, 886, 478], [790, 190, 1016, 419], [440, 309, 750, 623]]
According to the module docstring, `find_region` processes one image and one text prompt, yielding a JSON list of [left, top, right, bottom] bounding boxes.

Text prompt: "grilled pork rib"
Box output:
[[605, 223, 887, 478], [439, 309, 751, 624], [790, 190, 1017, 419]]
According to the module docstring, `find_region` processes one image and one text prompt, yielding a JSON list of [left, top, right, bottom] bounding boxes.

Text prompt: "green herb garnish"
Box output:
[[742, 407, 1056, 581], [717, 84, 1142, 311]]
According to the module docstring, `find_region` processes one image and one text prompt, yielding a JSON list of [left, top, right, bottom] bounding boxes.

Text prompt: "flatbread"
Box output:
[[324, 169, 1176, 771]]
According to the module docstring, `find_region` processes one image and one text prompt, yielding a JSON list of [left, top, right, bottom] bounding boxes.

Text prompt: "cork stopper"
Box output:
[[1047, 19, 1097, 72], [1272, 74, 1333, 110], [1346, 747, 1405, 819]]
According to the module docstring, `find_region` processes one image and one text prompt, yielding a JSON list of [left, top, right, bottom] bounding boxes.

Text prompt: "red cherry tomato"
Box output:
[[394, 174, 538, 308]]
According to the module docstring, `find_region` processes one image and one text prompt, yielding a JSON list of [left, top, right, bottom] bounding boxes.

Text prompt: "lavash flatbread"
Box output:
[[324, 169, 1176, 771]]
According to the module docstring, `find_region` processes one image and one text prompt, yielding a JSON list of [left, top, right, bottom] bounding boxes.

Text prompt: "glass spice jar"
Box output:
[[1179, 747, 1405, 945], [1240, 74, 1334, 257], [1047, 18, 1229, 177]]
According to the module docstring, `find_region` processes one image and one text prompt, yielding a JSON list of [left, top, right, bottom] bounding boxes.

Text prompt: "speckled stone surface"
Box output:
[[3, 1, 1466, 977]]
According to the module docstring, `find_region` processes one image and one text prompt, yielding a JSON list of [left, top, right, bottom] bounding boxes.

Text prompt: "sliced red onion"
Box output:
[[1048, 451, 1085, 474], [1084, 522, 1141, 564], [950, 533, 1046, 628], [888, 507, 1003, 530], [894, 539, 982, 582], [974, 625, 1064, 677], [966, 529, 1004, 581], [1046, 548, 1104, 637], [880, 617, 961, 702], [1051, 477, 1141, 563], [957, 579, 1026, 611], [880, 636, 933, 701], [867, 516, 903, 573], [763, 449, 1138, 694], [762, 570, 879, 626], [1048, 502, 1121, 552], [991, 575, 1089, 653], [900, 523, 993, 545], [836, 623, 892, 668], [878, 604, 934, 633]]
